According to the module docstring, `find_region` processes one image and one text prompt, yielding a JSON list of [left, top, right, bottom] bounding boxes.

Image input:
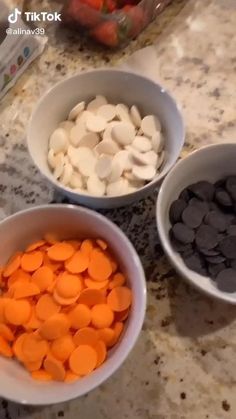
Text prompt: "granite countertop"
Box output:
[[0, 0, 236, 418]]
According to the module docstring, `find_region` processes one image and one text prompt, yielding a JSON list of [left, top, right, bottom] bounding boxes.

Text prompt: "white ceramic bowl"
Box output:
[[0, 204, 146, 405], [27, 69, 184, 209], [157, 143, 236, 304]]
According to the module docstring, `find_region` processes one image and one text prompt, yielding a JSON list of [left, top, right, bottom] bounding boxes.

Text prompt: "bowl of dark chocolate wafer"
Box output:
[[157, 143, 236, 304]]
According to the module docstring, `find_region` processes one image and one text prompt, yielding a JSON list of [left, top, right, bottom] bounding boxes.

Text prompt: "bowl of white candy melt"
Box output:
[[27, 69, 185, 209]]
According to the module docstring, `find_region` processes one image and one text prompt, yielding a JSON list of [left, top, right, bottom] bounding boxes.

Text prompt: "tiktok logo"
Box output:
[[8, 8, 21, 24]]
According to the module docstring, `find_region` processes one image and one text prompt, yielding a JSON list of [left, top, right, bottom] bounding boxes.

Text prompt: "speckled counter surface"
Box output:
[[0, 0, 236, 418]]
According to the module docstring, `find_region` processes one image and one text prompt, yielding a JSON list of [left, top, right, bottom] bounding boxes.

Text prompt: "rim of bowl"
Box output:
[[156, 142, 236, 305], [0, 204, 147, 404], [27, 68, 185, 203]]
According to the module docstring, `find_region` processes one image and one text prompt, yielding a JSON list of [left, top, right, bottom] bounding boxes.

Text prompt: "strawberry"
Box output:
[[126, 6, 146, 38], [80, 0, 104, 11], [101, 0, 116, 13], [91, 20, 119, 47], [62, 0, 101, 28], [106, 0, 117, 12]]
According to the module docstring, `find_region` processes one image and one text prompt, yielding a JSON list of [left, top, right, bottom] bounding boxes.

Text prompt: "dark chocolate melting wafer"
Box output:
[[227, 225, 236, 236], [219, 236, 236, 259], [195, 225, 218, 250], [216, 268, 236, 293], [172, 223, 195, 244], [182, 205, 204, 228], [209, 202, 220, 211], [199, 248, 220, 257], [208, 263, 226, 278], [228, 186, 236, 201], [226, 176, 236, 201], [205, 255, 226, 264], [168, 176, 236, 289], [171, 237, 192, 253], [204, 210, 228, 232], [184, 254, 206, 275], [179, 188, 191, 202], [188, 181, 215, 202], [189, 198, 209, 216], [169, 199, 187, 224], [215, 189, 233, 207], [215, 178, 226, 189], [182, 246, 194, 258]]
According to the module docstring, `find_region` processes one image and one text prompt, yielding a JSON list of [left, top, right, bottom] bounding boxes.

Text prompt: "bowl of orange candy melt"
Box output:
[[0, 204, 146, 405]]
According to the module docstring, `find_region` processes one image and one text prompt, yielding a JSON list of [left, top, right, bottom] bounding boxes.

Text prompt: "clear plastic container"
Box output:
[[62, 0, 172, 47]]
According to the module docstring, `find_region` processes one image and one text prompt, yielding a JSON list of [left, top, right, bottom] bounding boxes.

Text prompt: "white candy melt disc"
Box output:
[[112, 122, 135, 146], [108, 160, 123, 183], [132, 165, 156, 180], [123, 171, 137, 181], [60, 163, 73, 186], [87, 174, 106, 197], [86, 113, 107, 133], [130, 105, 142, 127], [95, 140, 120, 155], [53, 153, 65, 179], [64, 155, 69, 165], [151, 131, 162, 153], [116, 104, 131, 122], [49, 128, 68, 154], [76, 110, 93, 124], [132, 135, 152, 152], [126, 146, 149, 165], [95, 155, 112, 179], [47, 96, 166, 195], [97, 104, 116, 122], [48, 149, 57, 169], [70, 123, 87, 147], [69, 171, 83, 189], [128, 185, 139, 193], [127, 177, 145, 192], [141, 115, 161, 137], [68, 101, 85, 121], [113, 150, 132, 171], [106, 178, 129, 197], [78, 132, 99, 149], [103, 121, 119, 140], [144, 150, 158, 167], [87, 95, 108, 112], [67, 145, 77, 165], [128, 178, 145, 188], [59, 121, 74, 133], [75, 147, 97, 177]]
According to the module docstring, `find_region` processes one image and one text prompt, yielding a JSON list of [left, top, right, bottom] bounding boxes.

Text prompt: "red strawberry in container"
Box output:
[[90, 20, 119, 47], [103, 0, 117, 12], [62, 0, 102, 28], [80, 0, 103, 10], [91, 10, 132, 47], [124, 5, 147, 38], [63, 0, 149, 46]]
